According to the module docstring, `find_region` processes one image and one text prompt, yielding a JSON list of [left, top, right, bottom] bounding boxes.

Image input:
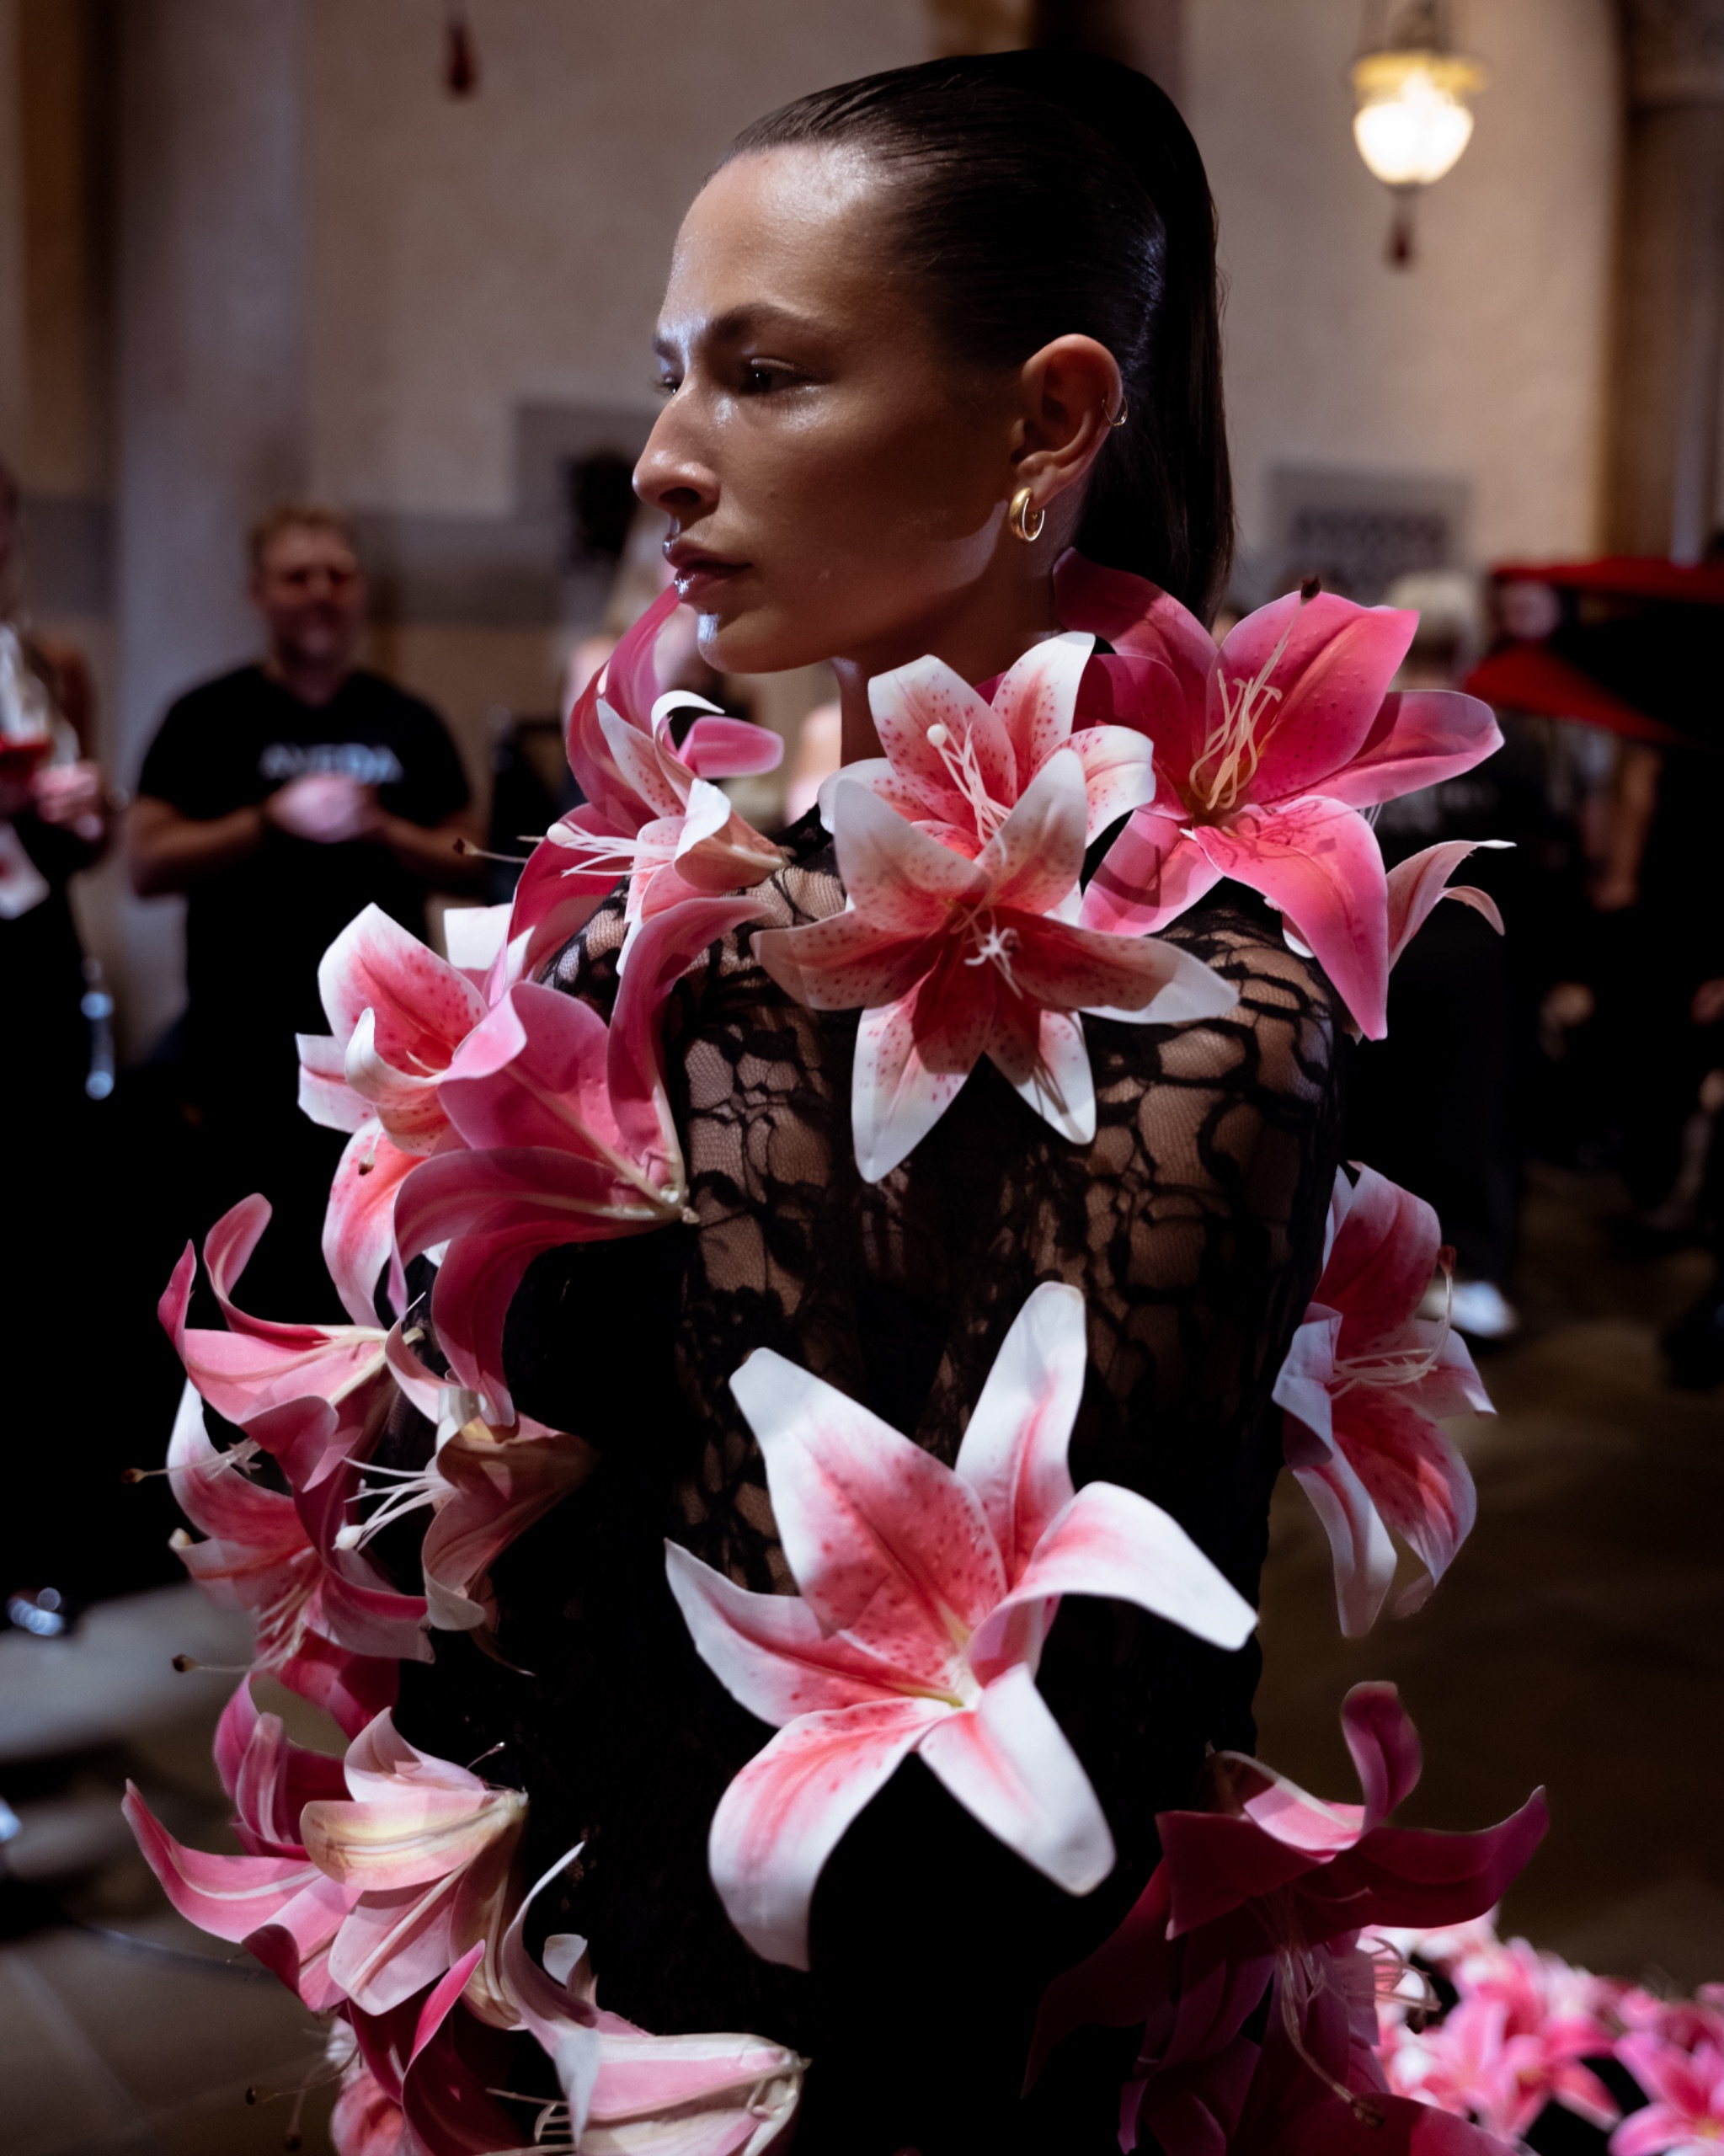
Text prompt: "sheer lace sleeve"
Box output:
[[395, 809, 1343, 2154]]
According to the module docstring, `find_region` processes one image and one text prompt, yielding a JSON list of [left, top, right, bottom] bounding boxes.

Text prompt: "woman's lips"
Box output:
[[666, 546, 748, 605]]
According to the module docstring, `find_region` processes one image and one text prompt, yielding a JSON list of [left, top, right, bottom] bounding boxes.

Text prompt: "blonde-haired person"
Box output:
[[127, 500, 482, 1311]]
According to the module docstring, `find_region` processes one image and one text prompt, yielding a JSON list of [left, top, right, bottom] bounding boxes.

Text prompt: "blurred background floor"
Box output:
[[0, 1166, 1718, 2156]]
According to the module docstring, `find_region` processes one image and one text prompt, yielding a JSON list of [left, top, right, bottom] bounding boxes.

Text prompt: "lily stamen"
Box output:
[[925, 720, 1010, 838], [1186, 584, 1314, 816]]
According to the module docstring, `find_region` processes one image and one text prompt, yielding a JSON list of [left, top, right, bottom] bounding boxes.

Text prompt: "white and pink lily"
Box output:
[[337, 1332, 598, 1635], [160, 1195, 398, 1492], [299, 1710, 528, 2028], [665, 1283, 1257, 1968], [828, 630, 1156, 852], [124, 1677, 360, 2009], [1273, 1166, 1493, 1636], [755, 756, 1236, 1182], [165, 1380, 430, 1709], [497, 1851, 807, 2153], [1055, 553, 1502, 1039], [394, 894, 761, 1419], [553, 586, 789, 961], [297, 904, 501, 1324]]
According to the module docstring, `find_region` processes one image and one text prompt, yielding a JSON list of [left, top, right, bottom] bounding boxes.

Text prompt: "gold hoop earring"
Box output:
[[1009, 487, 1046, 544], [1109, 398, 1129, 429]]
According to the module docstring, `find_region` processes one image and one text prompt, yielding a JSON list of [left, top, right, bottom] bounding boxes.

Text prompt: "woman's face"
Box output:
[[635, 146, 1022, 679]]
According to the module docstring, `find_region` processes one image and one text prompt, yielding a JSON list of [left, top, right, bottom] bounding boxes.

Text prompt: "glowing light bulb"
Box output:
[[1350, 50, 1483, 189]]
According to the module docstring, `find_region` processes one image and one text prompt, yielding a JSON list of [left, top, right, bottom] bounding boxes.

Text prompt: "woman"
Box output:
[[396, 52, 1343, 2153]]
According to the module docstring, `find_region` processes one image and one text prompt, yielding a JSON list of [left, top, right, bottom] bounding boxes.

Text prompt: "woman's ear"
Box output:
[[1010, 335, 1124, 515]]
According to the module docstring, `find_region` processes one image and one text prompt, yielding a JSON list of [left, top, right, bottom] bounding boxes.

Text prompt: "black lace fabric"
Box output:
[[396, 808, 1343, 2154]]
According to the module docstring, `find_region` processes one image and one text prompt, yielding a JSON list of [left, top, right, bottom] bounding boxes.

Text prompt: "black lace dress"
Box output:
[[394, 808, 1343, 2154]]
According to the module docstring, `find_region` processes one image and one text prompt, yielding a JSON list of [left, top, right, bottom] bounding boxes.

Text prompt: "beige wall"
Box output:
[[1188, 0, 1620, 570], [305, 0, 931, 517]]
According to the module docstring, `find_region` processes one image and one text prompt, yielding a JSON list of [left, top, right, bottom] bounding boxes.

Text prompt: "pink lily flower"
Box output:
[[1613, 2036, 1724, 2154], [1273, 1165, 1493, 1636], [497, 1851, 807, 2153], [1386, 841, 1509, 974], [343, 1946, 518, 2155], [665, 1282, 1257, 1968], [165, 1380, 430, 1699], [394, 894, 761, 1418], [755, 755, 1236, 1183], [828, 629, 1156, 851], [328, 2041, 406, 2156], [300, 1710, 527, 2026], [160, 1195, 399, 1492], [334, 1331, 597, 1634], [296, 903, 500, 1324], [123, 1678, 360, 2009], [298, 903, 489, 1154], [1029, 1684, 1545, 2156], [558, 585, 788, 950], [1054, 552, 1502, 1039]]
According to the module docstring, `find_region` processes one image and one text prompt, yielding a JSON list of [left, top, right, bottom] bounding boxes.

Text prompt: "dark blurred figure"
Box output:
[[1348, 574, 1566, 1342], [1592, 735, 1724, 1384], [127, 503, 482, 1318], [0, 459, 120, 1622]]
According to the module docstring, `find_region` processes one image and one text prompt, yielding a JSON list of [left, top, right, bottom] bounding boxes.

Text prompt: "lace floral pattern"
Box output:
[[395, 808, 1342, 2152]]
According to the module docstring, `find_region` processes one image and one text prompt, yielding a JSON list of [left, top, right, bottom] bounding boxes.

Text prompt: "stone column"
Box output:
[[1609, 0, 1724, 559], [113, 0, 306, 1049]]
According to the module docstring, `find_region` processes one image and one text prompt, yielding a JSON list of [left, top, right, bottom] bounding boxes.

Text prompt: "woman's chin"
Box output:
[[696, 600, 835, 679]]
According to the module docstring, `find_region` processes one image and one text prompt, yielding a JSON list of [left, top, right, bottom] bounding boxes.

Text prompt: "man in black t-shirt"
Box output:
[[128, 501, 482, 1311]]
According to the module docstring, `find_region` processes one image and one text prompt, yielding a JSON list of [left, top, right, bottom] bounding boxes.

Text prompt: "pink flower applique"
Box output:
[[296, 903, 498, 1324], [394, 894, 761, 1419], [124, 1676, 361, 2010], [160, 1194, 398, 1492], [298, 1710, 527, 2026], [1612, 2035, 1724, 2154], [165, 1380, 430, 1705], [554, 585, 789, 956], [665, 1282, 1257, 1968], [1055, 552, 1502, 1039], [1029, 1684, 1545, 2156], [335, 1328, 597, 1636], [497, 1849, 808, 2153], [828, 628, 1156, 852], [1273, 1165, 1493, 1636], [755, 753, 1236, 1182]]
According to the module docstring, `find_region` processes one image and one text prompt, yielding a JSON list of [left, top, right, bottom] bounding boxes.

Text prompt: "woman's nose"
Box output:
[[634, 400, 717, 526]]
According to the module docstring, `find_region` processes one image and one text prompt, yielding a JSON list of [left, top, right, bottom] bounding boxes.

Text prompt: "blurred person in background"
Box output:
[[1593, 727, 1724, 1383], [0, 456, 115, 1630], [126, 501, 481, 1314], [1348, 570, 1554, 1342]]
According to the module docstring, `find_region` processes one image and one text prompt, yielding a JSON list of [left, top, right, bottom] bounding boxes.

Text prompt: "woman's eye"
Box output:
[[652, 376, 681, 400], [739, 362, 792, 395]]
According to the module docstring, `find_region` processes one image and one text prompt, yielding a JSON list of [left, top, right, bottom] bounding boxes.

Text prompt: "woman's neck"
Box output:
[[830, 567, 1064, 764]]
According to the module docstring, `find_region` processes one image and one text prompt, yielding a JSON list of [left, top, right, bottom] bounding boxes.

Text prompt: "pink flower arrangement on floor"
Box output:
[[1374, 1914, 1724, 2154]]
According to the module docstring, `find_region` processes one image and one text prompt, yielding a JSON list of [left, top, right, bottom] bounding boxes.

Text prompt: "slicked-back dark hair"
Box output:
[[726, 51, 1233, 624]]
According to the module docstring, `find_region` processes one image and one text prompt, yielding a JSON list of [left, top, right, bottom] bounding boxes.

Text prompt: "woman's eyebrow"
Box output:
[[654, 302, 825, 360]]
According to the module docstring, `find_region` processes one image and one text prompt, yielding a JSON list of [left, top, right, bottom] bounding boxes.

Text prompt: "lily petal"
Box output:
[[918, 1661, 1116, 1895], [706, 1697, 946, 1970], [729, 1346, 1006, 1665], [953, 1280, 1086, 1581], [1189, 797, 1390, 1040], [969, 1481, 1256, 1684]]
